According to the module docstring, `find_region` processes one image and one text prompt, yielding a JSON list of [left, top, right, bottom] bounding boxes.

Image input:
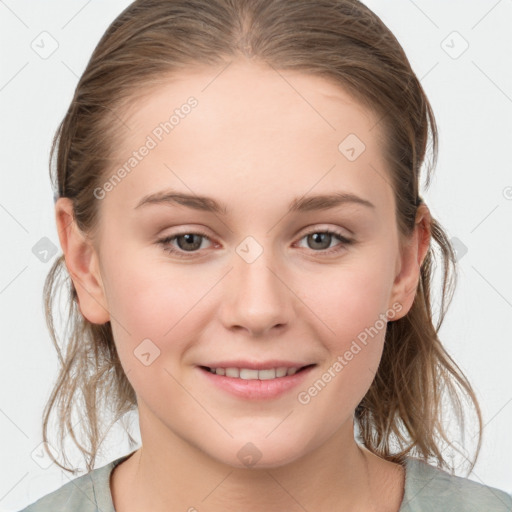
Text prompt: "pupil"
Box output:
[[178, 234, 201, 251], [309, 233, 331, 250]]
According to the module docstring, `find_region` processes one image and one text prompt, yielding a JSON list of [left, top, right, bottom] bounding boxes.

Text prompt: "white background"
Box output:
[[1, 1, 511, 510]]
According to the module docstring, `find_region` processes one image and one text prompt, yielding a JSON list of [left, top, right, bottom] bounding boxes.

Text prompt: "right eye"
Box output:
[[157, 231, 214, 258]]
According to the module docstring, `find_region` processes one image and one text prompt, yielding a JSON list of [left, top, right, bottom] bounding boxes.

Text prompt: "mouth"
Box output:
[[197, 362, 317, 400], [199, 364, 316, 380]]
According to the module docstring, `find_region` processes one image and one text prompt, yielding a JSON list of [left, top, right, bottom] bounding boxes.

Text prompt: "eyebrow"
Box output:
[[134, 189, 375, 215]]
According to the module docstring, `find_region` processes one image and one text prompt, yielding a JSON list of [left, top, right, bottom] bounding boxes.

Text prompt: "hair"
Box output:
[[42, 0, 483, 474]]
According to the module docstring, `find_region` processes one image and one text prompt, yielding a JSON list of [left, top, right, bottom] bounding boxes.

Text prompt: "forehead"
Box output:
[[122, 60, 379, 140], [102, 59, 393, 216]]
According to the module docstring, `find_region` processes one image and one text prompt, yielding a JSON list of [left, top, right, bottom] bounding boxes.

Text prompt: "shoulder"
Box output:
[[16, 458, 120, 512], [401, 456, 512, 512]]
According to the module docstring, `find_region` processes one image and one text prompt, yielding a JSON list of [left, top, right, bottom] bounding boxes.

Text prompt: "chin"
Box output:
[[204, 433, 310, 470]]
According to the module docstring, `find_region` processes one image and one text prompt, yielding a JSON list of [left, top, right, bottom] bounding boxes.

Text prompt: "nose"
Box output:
[[218, 248, 294, 338]]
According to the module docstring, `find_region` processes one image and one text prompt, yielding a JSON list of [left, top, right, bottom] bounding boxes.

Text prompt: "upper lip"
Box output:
[[199, 360, 315, 370]]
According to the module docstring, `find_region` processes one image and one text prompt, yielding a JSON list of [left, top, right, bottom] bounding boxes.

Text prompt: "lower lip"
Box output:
[[197, 366, 315, 400]]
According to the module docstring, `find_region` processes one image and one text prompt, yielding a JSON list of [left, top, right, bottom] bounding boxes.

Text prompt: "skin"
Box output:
[[55, 58, 431, 511]]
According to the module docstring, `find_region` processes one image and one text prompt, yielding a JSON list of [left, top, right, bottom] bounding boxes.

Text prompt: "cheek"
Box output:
[[103, 251, 214, 335], [296, 264, 390, 427], [298, 245, 396, 409], [105, 260, 213, 395], [101, 256, 222, 387], [308, 250, 395, 345]]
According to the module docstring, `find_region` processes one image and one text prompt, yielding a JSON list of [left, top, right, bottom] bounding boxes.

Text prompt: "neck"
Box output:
[[111, 412, 405, 512]]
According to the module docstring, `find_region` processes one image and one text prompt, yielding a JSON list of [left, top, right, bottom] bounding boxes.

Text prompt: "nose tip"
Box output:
[[219, 254, 293, 337]]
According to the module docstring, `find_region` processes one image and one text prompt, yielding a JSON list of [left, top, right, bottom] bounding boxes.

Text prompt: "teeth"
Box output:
[[225, 367, 239, 378], [258, 369, 276, 380], [276, 367, 288, 377], [209, 366, 303, 379], [240, 368, 259, 379]]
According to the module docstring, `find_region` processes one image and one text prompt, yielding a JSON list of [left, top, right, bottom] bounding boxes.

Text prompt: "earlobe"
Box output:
[[388, 204, 432, 320], [55, 198, 110, 325]]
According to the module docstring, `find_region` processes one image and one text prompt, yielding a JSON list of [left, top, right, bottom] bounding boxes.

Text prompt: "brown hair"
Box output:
[[43, 0, 483, 474]]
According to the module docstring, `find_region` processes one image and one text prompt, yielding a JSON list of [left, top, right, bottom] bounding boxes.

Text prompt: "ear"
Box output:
[[55, 197, 110, 325], [387, 203, 431, 320]]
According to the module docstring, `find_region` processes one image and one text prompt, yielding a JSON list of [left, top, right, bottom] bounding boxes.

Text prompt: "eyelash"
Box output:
[[156, 228, 354, 259]]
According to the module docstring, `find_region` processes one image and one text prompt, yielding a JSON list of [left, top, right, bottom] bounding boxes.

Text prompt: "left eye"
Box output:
[[295, 230, 352, 252], [157, 229, 353, 258]]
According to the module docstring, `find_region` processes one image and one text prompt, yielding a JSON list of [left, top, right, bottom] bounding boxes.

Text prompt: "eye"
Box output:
[[157, 227, 354, 259], [295, 228, 353, 255], [157, 231, 213, 258]]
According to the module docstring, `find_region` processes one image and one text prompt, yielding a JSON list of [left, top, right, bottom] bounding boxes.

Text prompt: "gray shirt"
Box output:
[[17, 452, 512, 511]]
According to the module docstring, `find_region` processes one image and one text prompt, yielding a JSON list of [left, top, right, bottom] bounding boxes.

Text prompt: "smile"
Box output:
[[202, 366, 313, 380], [197, 364, 316, 400]]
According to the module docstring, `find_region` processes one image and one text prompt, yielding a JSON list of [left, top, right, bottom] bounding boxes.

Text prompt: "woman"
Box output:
[[18, 0, 512, 510]]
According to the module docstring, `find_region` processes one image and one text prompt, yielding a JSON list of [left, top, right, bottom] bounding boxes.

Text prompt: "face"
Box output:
[[62, 58, 421, 469]]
